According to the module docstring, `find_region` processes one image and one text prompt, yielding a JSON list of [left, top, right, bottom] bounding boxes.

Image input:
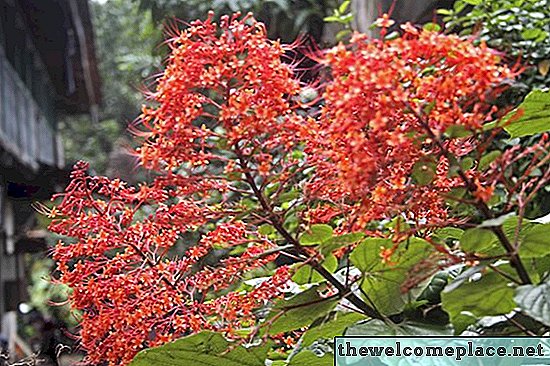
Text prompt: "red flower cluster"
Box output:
[[137, 12, 311, 172], [306, 23, 515, 229], [50, 162, 292, 365], [47, 13, 518, 365]]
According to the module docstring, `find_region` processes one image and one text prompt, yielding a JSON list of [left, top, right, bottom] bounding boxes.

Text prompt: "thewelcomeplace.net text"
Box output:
[[334, 337, 550, 365], [338, 341, 544, 360]]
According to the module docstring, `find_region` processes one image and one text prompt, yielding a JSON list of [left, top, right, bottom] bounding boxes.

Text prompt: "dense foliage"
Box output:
[[46, 12, 550, 366], [442, 0, 550, 97], [134, 0, 333, 42]]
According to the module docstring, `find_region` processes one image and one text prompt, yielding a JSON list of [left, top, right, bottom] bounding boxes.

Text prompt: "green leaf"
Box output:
[[423, 22, 441, 32], [302, 312, 366, 347], [266, 287, 338, 335], [339, 13, 354, 24], [452, 312, 478, 335], [433, 227, 464, 241], [299, 224, 333, 246], [515, 279, 550, 327], [521, 28, 543, 40], [278, 189, 299, 203], [383, 30, 400, 41], [319, 232, 365, 256], [436, 9, 453, 15], [129, 331, 268, 366], [417, 272, 449, 304], [474, 216, 550, 259], [499, 90, 550, 138], [288, 350, 332, 366], [463, 0, 482, 4], [454, 1, 466, 12], [292, 254, 338, 285], [460, 157, 474, 170], [336, 29, 352, 41], [338, 0, 351, 14], [323, 15, 340, 22], [522, 224, 550, 258], [534, 255, 550, 280], [460, 228, 499, 253], [442, 272, 516, 326], [350, 238, 435, 315], [346, 318, 453, 336], [444, 124, 472, 138], [412, 160, 437, 186], [478, 151, 501, 170], [258, 224, 275, 236]]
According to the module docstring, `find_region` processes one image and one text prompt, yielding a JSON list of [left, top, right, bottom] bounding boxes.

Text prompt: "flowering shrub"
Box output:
[[47, 12, 550, 366]]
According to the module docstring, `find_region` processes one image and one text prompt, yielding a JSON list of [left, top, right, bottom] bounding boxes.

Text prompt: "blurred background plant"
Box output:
[[134, 0, 333, 43], [441, 0, 550, 99]]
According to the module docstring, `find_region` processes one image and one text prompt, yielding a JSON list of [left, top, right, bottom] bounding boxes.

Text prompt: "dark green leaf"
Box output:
[[515, 279, 550, 327], [452, 313, 478, 335], [433, 227, 464, 241], [417, 272, 449, 304]]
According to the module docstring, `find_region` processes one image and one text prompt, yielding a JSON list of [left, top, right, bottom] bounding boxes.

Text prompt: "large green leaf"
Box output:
[[345, 318, 453, 336], [498, 90, 550, 138], [288, 350, 332, 366], [460, 217, 550, 259], [301, 312, 366, 347], [522, 224, 550, 258], [129, 331, 269, 366], [350, 238, 435, 315], [265, 286, 338, 335], [460, 228, 499, 253], [515, 279, 550, 327], [441, 272, 516, 327]]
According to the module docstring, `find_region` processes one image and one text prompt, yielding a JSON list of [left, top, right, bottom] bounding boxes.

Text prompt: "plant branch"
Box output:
[[408, 103, 531, 284], [234, 146, 381, 319]]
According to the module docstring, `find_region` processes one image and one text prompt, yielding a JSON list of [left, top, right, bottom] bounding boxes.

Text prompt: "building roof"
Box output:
[[18, 0, 101, 114]]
